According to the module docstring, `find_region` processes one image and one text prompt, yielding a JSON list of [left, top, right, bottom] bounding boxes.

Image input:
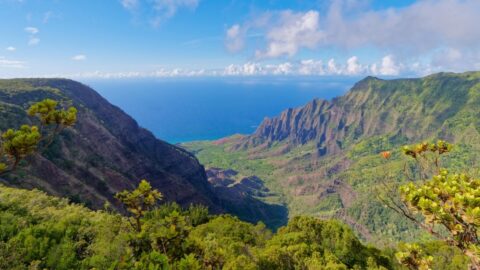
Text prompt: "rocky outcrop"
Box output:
[[237, 72, 480, 156], [0, 79, 221, 212]]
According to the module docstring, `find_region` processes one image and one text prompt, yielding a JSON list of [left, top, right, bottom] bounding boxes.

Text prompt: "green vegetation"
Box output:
[[115, 179, 163, 232], [1, 78, 221, 213], [179, 73, 480, 269], [0, 98, 77, 174], [380, 141, 480, 269], [0, 183, 395, 269], [181, 71, 480, 243], [1, 74, 479, 269], [0, 177, 472, 269]]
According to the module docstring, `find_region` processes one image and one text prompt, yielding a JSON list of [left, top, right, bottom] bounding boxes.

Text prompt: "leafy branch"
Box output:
[[0, 99, 77, 176], [379, 140, 480, 269]]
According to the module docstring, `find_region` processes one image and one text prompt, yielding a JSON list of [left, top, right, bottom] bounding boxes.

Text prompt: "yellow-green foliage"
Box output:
[[0, 185, 130, 270], [395, 141, 479, 269], [400, 170, 480, 268], [0, 184, 392, 270], [395, 243, 433, 270], [115, 179, 163, 232], [0, 98, 77, 174], [27, 98, 77, 127], [401, 171, 480, 235], [1, 125, 41, 164], [256, 216, 391, 270]]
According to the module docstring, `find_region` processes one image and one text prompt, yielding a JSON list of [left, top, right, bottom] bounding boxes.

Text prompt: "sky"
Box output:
[[1, 0, 480, 79]]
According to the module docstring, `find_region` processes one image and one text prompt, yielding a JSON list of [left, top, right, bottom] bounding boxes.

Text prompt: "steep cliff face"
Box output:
[[239, 72, 480, 155], [241, 98, 345, 156], [189, 71, 480, 241], [0, 79, 220, 211]]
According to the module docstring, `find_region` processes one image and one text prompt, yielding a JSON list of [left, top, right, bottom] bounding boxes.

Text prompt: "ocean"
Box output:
[[85, 77, 358, 143]]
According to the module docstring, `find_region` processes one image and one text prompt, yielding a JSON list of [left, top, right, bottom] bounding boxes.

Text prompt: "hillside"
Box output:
[[0, 79, 222, 211], [0, 78, 288, 228], [183, 71, 480, 242]]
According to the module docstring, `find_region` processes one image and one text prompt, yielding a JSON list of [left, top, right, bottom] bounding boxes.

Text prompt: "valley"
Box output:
[[2, 0, 479, 268], [0, 72, 479, 269], [183, 71, 480, 243]]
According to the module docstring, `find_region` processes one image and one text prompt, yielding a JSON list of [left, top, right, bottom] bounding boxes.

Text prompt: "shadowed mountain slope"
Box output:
[[0, 79, 220, 211]]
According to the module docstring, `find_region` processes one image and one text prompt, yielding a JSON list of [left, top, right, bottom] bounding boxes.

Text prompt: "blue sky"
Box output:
[[0, 0, 479, 78]]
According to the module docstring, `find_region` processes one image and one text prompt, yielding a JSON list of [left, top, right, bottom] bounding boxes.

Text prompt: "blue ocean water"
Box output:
[[85, 77, 358, 143]]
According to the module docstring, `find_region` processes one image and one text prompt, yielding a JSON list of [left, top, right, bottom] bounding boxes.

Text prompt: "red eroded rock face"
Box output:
[[0, 78, 221, 212]]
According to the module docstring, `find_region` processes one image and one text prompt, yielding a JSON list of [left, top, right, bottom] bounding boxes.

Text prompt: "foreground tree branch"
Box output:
[[381, 141, 480, 270], [0, 99, 77, 176]]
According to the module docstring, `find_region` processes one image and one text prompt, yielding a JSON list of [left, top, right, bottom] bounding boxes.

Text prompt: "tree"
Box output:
[[0, 125, 41, 172], [395, 243, 433, 270], [115, 179, 163, 232], [400, 169, 480, 269], [381, 140, 480, 269], [0, 98, 77, 175]]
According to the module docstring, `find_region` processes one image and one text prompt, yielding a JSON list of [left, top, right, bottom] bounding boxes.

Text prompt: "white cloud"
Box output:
[[370, 55, 402, 76], [121, 0, 138, 10], [0, 57, 25, 68], [152, 0, 199, 18], [271, 62, 293, 75], [327, 59, 339, 74], [6, 46, 16, 52], [225, 24, 244, 52], [222, 58, 365, 76], [19, 55, 451, 79], [298, 59, 324, 75], [223, 62, 264, 76], [25, 26, 40, 46], [242, 62, 262, 75], [24, 27, 39, 34], [428, 47, 480, 72], [72, 54, 87, 61], [48, 68, 210, 79], [43, 11, 55, 24], [346, 56, 363, 75], [379, 55, 400, 76], [255, 10, 324, 58], [220, 56, 416, 77], [242, 0, 480, 56], [227, 0, 480, 73], [325, 0, 480, 53], [121, 0, 200, 27], [28, 37, 40, 46]]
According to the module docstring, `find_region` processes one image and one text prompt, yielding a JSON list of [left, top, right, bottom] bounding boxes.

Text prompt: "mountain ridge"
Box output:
[[183, 71, 480, 242], [0, 78, 221, 211], [237, 71, 480, 156]]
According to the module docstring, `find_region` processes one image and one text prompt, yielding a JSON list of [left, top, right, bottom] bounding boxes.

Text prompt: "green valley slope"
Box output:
[[183, 71, 480, 242]]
